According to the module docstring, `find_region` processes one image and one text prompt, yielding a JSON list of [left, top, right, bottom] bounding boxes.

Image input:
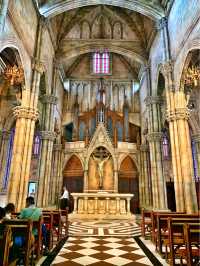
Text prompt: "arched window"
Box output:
[[33, 133, 41, 156], [92, 51, 111, 74]]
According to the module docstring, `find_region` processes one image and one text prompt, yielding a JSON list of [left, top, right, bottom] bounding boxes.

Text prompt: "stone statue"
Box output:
[[92, 154, 110, 189]]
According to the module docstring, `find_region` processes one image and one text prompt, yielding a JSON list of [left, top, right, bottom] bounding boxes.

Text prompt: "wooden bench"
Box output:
[[165, 218, 200, 266], [2, 219, 34, 266], [141, 209, 152, 238], [32, 216, 43, 260], [0, 224, 17, 266], [42, 211, 53, 249], [60, 209, 69, 238], [154, 213, 199, 254]]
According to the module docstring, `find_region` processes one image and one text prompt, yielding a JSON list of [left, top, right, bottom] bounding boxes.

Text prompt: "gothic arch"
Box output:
[[118, 153, 139, 172], [63, 153, 84, 171], [0, 39, 31, 88], [40, 0, 164, 21]]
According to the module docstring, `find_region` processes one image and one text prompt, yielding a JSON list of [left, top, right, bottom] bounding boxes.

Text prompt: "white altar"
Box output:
[[70, 192, 133, 219]]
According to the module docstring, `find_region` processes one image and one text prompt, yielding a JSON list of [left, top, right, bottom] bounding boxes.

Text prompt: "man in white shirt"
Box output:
[[60, 186, 69, 210]]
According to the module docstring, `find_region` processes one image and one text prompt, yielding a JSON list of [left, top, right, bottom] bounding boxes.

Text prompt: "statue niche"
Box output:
[[88, 146, 113, 191]]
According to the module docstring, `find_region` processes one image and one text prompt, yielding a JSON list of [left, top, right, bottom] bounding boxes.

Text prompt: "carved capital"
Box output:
[[32, 58, 45, 74], [160, 60, 174, 76], [13, 106, 39, 121], [166, 108, 190, 121], [40, 94, 57, 104], [40, 130, 56, 141], [156, 17, 168, 31], [192, 134, 200, 143], [145, 96, 163, 106], [147, 132, 163, 142], [53, 143, 62, 151]]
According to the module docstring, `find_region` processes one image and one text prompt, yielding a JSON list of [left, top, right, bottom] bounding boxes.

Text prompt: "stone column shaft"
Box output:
[[0, 131, 10, 190]]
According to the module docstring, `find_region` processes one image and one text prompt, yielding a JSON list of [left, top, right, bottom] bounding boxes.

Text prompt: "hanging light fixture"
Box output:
[[3, 64, 24, 86], [184, 65, 200, 87]]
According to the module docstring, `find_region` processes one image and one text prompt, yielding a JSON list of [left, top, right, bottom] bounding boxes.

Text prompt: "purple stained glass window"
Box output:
[[3, 128, 15, 190], [93, 51, 110, 74]]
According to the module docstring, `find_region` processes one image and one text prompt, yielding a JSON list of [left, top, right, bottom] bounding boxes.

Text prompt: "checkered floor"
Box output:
[[51, 236, 153, 266]]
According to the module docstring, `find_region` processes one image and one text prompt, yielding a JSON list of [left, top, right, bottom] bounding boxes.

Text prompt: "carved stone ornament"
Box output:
[[53, 143, 62, 151], [40, 131, 56, 141], [140, 144, 148, 152], [40, 94, 57, 104], [145, 96, 163, 106], [166, 108, 190, 122], [156, 17, 168, 31], [147, 132, 163, 142], [13, 106, 39, 121], [160, 60, 174, 76], [32, 58, 45, 74]]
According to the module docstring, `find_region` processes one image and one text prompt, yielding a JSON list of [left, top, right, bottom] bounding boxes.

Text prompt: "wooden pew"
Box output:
[[42, 211, 53, 249], [141, 209, 152, 238], [2, 219, 34, 266], [32, 216, 43, 260], [0, 224, 16, 266], [167, 218, 200, 266], [60, 209, 69, 238], [183, 223, 200, 266], [154, 213, 199, 254]]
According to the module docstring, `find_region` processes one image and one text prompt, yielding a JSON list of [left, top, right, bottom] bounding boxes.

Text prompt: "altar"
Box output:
[[70, 192, 133, 219]]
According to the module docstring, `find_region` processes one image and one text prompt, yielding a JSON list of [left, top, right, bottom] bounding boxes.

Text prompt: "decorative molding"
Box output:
[[32, 58, 46, 74], [40, 130, 56, 141], [53, 143, 62, 151], [191, 134, 200, 143], [40, 94, 57, 104], [13, 106, 39, 121], [166, 108, 190, 121], [156, 17, 168, 31], [145, 96, 163, 106], [160, 60, 174, 76], [140, 144, 148, 152], [147, 132, 162, 142]]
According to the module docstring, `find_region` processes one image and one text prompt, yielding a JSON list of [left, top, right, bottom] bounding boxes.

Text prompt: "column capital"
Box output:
[[13, 106, 39, 121], [147, 132, 162, 142], [160, 60, 174, 76], [140, 144, 148, 152], [40, 131, 56, 141], [145, 96, 163, 106], [32, 58, 46, 74], [192, 133, 200, 143], [166, 108, 190, 121], [156, 17, 168, 31], [53, 143, 62, 151], [40, 94, 57, 104]]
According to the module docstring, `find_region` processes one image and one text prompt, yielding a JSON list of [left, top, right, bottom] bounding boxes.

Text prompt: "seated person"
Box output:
[[20, 197, 49, 254], [4, 203, 15, 219], [0, 207, 5, 223]]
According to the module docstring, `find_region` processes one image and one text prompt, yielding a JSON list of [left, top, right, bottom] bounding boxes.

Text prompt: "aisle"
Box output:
[[41, 220, 167, 266]]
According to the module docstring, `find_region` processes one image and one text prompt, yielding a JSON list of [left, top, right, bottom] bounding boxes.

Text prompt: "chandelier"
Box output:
[[3, 65, 24, 86], [184, 65, 200, 87]]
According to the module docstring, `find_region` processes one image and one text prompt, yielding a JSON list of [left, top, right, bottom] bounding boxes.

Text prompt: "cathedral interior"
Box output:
[[0, 0, 200, 265]]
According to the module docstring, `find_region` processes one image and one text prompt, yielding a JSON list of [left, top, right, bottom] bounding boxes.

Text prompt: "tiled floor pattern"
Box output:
[[51, 236, 154, 266], [69, 220, 141, 237]]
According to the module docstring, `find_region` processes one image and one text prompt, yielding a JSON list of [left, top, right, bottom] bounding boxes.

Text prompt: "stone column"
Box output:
[[146, 96, 168, 210], [0, 130, 10, 190], [140, 144, 151, 208], [83, 169, 88, 192], [7, 106, 38, 210], [192, 134, 200, 179], [50, 143, 62, 205], [161, 61, 198, 213], [37, 130, 55, 207], [113, 169, 118, 192], [0, 0, 9, 33]]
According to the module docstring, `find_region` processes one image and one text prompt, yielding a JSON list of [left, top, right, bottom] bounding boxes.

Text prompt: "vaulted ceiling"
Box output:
[[36, 1, 174, 81]]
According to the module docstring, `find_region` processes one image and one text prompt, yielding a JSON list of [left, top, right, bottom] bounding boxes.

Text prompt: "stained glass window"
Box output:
[[93, 51, 111, 74]]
